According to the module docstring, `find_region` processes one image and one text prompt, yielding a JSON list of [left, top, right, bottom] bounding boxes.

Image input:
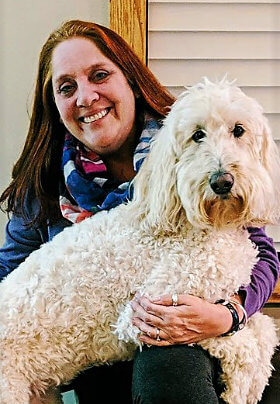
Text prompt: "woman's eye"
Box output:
[[58, 84, 75, 95], [93, 71, 109, 82], [192, 129, 206, 143], [233, 124, 245, 138]]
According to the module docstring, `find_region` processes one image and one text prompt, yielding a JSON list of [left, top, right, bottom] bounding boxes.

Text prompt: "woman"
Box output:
[[0, 20, 279, 404]]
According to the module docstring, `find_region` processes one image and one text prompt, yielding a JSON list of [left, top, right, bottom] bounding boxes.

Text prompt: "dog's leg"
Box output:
[[199, 313, 278, 404], [0, 368, 31, 404], [218, 314, 277, 404], [244, 313, 278, 404], [200, 333, 252, 404], [0, 372, 63, 404], [0, 306, 135, 403]]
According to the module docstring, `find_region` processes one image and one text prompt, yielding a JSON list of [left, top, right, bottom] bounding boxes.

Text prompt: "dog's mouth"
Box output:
[[201, 195, 246, 228]]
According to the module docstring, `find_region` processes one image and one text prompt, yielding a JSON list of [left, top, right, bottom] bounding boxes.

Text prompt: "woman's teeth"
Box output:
[[82, 108, 109, 123]]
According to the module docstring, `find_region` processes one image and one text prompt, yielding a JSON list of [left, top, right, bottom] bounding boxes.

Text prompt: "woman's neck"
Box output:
[[104, 156, 136, 182], [103, 133, 137, 182]]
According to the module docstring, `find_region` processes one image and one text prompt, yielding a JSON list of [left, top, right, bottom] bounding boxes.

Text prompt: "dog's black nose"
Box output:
[[210, 172, 234, 195]]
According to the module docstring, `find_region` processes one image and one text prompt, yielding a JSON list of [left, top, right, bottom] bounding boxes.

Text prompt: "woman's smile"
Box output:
[[79, 107, 111, 124]]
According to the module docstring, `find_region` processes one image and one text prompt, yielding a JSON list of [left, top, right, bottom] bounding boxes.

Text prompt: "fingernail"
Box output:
[[151, 296, 161, 302]]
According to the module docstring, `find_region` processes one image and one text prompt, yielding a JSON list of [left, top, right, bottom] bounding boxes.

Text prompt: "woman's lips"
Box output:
[[79, 107, 111, 123]]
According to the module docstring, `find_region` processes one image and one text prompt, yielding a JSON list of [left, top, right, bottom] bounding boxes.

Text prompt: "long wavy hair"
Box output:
[[0, 19, 175, 226]]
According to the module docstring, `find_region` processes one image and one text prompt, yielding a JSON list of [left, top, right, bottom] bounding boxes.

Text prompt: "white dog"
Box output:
[[0, 79, 280, 404]]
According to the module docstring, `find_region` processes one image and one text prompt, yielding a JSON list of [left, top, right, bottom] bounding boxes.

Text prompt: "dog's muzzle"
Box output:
[[210, 171, 234, 196]]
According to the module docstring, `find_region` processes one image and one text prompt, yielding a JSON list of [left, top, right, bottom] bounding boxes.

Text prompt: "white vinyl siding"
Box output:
[[148, 0, 280, 250]]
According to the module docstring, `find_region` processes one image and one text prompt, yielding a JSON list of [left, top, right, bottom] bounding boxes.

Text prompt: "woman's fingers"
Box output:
[[138, 331, 172, 346], [132, 317, 166, 340], [131, 294, 191, 345], [131, 293, 233, 344], [132, 294, 167, 321]]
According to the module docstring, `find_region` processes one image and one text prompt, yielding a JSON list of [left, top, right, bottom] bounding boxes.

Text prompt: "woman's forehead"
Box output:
[[51, 37, 114, 81]]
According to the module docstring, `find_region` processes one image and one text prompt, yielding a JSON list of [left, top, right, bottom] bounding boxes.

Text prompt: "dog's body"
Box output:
[[0, 79, 280, 404]]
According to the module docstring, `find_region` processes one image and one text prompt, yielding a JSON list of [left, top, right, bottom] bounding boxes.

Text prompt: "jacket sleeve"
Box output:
[[0, 190, 50, 282], [0, 213, 48, 281], [240, 227, 280, 317]]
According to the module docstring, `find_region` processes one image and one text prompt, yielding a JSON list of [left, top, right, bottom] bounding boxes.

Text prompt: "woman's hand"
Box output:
[[131, 293, 239, 346]]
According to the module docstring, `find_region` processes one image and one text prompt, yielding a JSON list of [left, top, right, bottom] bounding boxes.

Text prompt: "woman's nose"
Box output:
[[76, 83, 99, 107]]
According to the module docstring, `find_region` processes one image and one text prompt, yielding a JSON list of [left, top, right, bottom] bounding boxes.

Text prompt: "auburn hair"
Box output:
[[0, 19, 175, 226]]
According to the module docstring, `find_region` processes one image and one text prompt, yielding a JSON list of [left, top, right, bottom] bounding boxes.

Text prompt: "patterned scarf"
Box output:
[[60, 114, 161, 223]]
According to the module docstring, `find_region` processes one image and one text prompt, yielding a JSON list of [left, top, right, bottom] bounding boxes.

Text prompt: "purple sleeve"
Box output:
[[240, 227, 280, 317]]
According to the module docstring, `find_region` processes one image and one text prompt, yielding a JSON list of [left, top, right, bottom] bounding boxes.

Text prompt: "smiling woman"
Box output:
[[0, 19, 173, 226]]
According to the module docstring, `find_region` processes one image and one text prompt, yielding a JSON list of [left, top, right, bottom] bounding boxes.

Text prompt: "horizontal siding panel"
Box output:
[[241, 88, 280, 113], [149, 32, 280, 59], [166, 86, 280, 114], [266, 114, 280, 139], [148, 59, 280, 86], [266, 225, 280, 244], [149, 3, 280, 31]]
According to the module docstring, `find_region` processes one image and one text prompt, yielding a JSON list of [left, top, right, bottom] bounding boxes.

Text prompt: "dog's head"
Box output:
[[131, 78, 280, 232]]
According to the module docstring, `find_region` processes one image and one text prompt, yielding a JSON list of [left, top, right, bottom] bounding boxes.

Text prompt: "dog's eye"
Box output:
[[192, 130, 206, 143], [233, 124, 245, 138]]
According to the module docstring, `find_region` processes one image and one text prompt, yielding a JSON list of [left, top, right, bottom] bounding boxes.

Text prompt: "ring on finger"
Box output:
[[156, 328, 161, 341], [171, 292, 178, 306]]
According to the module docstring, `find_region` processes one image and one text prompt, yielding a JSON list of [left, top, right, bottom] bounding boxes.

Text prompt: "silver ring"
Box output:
[[156, 328, 161, 341], [171, 293, 178, 306]]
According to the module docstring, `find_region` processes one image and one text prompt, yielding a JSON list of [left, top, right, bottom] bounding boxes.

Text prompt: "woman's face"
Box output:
[[51, 37, 136, 154]]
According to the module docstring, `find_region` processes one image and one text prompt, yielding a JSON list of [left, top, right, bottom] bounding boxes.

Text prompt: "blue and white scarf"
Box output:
[[60, 114, 161, 223]]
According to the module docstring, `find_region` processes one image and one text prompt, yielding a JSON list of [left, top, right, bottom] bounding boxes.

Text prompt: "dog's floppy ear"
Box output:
[[259, 117, 280, 223], [129, 118, 187, 234]]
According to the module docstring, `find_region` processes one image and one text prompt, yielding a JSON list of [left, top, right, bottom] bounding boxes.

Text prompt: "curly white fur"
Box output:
[[0, 78, 279, 404]]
